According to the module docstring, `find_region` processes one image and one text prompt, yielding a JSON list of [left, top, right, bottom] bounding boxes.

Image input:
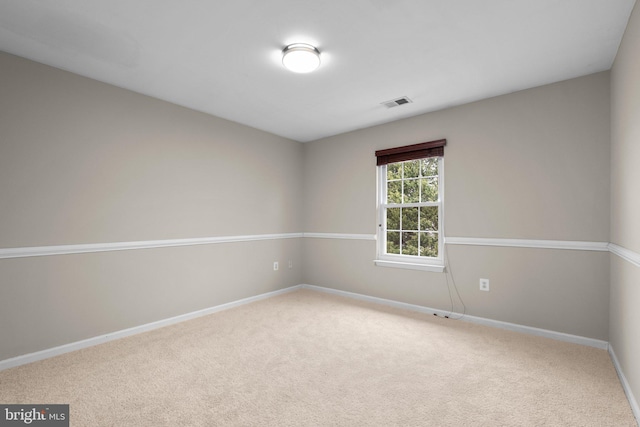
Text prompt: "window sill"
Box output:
[[374, 259, 445, 273]]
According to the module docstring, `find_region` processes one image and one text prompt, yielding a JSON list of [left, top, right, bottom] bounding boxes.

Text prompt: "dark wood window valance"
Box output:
[[375, 139, 446, 166]]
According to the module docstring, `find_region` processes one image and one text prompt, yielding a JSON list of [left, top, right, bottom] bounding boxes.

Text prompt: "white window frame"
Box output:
[[375, 157, 445, 273]]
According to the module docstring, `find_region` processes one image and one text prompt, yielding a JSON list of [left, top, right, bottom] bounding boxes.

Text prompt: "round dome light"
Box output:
[[282, 43, 321, 73]]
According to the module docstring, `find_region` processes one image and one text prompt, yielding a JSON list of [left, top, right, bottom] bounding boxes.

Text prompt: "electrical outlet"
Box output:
[[273, 261, 279, 271], [288, 260, 293, 269], [479, 278, 490, 291]]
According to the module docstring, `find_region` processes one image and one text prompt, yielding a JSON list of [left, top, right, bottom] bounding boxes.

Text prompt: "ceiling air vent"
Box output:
[[381, 96, 413, 109]]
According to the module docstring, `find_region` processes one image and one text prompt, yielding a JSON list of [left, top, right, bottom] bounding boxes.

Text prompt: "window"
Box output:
[[375, 140, 446, 272]]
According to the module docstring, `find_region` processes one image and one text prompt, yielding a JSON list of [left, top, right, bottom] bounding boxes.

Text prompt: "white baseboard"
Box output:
[[0, 283, 617, 371], [3, 282, 636, 421], [0, 285, 303, 371], [609, 345, 640, 424], [300, 284, 609, 349], [305, 281, 634, 420]]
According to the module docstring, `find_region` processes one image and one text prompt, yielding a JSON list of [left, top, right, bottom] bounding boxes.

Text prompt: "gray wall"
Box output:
[[303, 72, 611, 340], [0, 33, 633, 401], [610, 1, 640, 414], [0, 52, 304, 360]]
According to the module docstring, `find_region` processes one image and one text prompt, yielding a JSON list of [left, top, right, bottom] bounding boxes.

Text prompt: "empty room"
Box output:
[[1, 1, 639, 425]]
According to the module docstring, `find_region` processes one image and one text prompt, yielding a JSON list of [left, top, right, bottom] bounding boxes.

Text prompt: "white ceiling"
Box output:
[[0, 0, 636, 142]]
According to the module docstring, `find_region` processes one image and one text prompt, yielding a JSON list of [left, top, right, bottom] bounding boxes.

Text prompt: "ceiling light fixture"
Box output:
[[282, 43, 321, 73]]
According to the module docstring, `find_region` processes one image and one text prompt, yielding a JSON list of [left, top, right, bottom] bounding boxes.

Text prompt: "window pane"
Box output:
[[387, 181, 402, 203], [404, 179, 419, 203], [387, 232, 400, 254], [402, 207, 418, 230], [404, 160, 420, 178], [380, 157, 442, 260], [419, 206, 438, 231], [420, 232, 438, 257], [387, 163, 401, 180], [402, 232, 419, 255], [420, 177, 438, 202], [420, 158, 438, 177], [387, 208, 400, 230]]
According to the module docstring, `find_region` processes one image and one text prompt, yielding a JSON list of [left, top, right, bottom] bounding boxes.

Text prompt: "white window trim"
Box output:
[[375, 157, 445, 272]]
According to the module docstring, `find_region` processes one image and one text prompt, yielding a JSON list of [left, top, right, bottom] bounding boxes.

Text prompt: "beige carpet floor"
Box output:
[[0, 288, 636, 426]]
